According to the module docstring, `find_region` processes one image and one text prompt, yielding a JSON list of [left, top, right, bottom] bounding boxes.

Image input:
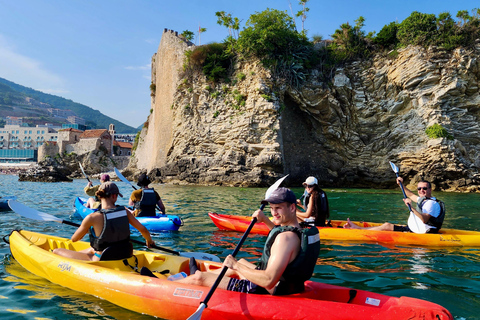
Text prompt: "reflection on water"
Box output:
[[0, 174, 479, 319]]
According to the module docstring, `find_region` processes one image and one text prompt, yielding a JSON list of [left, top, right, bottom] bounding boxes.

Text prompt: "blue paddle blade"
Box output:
[[389, 161, 399, 174]]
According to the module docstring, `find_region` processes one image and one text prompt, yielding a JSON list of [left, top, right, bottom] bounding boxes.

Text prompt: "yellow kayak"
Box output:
[[209, 212, 480, 247], [7, 229, 452, 319]]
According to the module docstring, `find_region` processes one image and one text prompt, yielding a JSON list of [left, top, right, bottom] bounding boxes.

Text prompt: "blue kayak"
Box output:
[[73, 197, 183, 232], [0, 195, 17, 210]]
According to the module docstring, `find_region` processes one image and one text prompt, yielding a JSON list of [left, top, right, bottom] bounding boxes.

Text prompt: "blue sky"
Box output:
[[0, 0, 478, 128]]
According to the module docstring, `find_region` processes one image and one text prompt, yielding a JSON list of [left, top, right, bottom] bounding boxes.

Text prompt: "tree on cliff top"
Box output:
[[236, 8, 312, 87]]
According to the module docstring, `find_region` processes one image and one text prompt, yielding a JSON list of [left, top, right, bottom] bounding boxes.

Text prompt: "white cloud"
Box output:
[[124, 64, 150, 71], [0, 35, 65, 92]]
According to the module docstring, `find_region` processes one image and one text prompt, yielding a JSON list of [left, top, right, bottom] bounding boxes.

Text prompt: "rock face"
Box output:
[[128, 30, 480, 192]]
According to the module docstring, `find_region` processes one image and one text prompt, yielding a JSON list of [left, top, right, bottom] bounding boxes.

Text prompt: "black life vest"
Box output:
[[417, 196, 446, 230], [305, 190, 330, 226], [89, 206, 130, 251], [135, 188, 157, 217], [258, 225, 320, 295]]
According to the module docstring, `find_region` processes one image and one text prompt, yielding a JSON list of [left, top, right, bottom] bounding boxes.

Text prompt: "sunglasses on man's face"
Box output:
[[417, 187, 429, 191]]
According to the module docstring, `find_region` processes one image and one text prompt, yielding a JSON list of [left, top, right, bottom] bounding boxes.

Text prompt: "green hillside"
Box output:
[[0, 77, 137, 133]]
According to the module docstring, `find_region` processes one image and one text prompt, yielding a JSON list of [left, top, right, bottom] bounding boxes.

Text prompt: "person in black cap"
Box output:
[[174, 187, 320, 296], [54, 182, 155, 261], [128, 173, 166, 217]]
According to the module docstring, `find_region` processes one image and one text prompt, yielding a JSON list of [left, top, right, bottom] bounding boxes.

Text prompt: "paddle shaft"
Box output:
[[394, 173, 414, 212], [59, 218, 181, 255], [201, 207, 262, 307], [78, 162, 91, 183]]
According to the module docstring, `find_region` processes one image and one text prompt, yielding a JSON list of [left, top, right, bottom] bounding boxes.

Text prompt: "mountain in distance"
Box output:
[[0, 77, 137, 133]]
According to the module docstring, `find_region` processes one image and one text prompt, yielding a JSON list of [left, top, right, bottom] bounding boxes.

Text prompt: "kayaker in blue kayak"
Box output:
[[296, 176, 330, 227], [84, 174, 110, 209], [174, 187, 320, 295], [129, 173, 166, 217], [54, 181, 155, 261], [344, 177, 445, 233]]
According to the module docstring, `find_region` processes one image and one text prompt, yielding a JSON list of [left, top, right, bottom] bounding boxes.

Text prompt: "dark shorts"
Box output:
[[227, 278, 266, 294], [393, 225, 411, 232]]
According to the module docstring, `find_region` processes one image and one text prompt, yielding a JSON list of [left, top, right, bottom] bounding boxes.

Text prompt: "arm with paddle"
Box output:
[[389, 161, 426, 234], [187, 175, 288, 320]]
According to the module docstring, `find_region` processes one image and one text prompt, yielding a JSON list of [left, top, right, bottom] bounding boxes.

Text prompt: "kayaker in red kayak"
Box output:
[[54, 181, 155, 261], [129, 173, 166, 216], [296, 176, 330, 226], [84, 173, 110, 209], [344, 177, 445, 233], [175, 187, 320, 295]]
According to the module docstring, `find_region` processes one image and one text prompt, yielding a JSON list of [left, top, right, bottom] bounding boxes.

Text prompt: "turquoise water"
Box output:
[[0, 174, 479, 319]]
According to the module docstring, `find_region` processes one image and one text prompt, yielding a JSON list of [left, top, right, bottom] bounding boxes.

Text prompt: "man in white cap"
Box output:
[[296, 176, 330, 226]]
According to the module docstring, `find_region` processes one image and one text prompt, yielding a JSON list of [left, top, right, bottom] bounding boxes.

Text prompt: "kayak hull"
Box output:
[[74, 197, 182, 231], [8, 230, 452, 320], [208, 212, 480, 247]]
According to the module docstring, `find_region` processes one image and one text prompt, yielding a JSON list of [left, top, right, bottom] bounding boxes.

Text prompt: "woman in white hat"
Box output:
[[296, 176, 330, 226]]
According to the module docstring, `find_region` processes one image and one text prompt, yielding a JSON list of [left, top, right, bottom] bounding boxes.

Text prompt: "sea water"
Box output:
[[0, 174, 479, 319]]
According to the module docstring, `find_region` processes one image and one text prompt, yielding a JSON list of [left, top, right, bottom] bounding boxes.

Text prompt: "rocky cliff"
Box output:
[[128, 30, 480, 192]]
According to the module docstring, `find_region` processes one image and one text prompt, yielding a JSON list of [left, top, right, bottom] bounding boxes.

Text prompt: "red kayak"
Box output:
[[208, 212, 480, 247]]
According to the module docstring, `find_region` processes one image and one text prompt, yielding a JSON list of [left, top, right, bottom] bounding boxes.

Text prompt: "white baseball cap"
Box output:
[[302, 176, 318, 187]]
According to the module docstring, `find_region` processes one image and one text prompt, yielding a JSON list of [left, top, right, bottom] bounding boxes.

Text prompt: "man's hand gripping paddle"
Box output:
[[389, 161, 426, 234]]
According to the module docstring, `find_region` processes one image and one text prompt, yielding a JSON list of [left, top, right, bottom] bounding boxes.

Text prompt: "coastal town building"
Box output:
[[0, 122, 132, 163]]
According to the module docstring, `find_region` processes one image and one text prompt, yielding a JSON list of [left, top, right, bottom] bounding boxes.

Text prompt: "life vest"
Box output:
[[135, 188, 157, 217], [258, 225, 320, 295], [305, 190, 329, 227], [90, 206, 131, 251], [416, 196, 445, 230]]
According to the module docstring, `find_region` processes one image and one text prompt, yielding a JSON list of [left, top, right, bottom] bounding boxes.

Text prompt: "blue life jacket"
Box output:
[[417, 196, 446, 230], [89, 206, 130, 251], [258, 225, 320, 295], [135, 188, 157, 217]]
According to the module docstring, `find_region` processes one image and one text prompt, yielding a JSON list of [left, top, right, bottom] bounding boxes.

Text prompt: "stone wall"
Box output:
[[129, 32, 480, 191]]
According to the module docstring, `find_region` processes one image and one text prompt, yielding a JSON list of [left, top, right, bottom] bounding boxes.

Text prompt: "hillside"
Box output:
[[0, 77, 136, 133]]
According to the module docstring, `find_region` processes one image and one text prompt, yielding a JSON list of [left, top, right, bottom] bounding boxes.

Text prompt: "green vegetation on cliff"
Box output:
[[183, 7, 480, 88]]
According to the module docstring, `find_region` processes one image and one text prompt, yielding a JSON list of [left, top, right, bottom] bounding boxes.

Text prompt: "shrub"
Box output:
[[186, 42, 233, 82], [425, 124, 453, 140], [397, 11, 437, 46], [374, 21, 399, 48], [236, 72, 246, 81], [213, 111, 220, 118]]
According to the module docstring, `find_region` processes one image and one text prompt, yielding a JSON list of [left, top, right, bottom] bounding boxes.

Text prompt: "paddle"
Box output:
[[389, 161, 426, 234], [7, 200, 220, 262], [188, 174, 289, 320], [78, 162, 91, 183], [114, 167, 165, 214]]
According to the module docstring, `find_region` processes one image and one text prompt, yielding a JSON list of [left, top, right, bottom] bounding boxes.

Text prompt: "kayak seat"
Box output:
[[100, 243, 134, 261]]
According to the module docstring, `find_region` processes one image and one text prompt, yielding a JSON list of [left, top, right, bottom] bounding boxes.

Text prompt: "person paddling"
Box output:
[[344, 177, 445, 233], [174, 187, 320, 295], [296, 176, 330, 226], [54, 182, 155, 261], [84, 174, 110, 209], [129, 173, 166, 217]]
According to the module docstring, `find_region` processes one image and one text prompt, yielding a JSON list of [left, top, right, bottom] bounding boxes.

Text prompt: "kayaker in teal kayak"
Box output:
[[129, 173, 166, 216], [84, 174, 110, 209], [296, 176, 330, 226], [54, 182, 155, 261], [174, 187, 320, 295], [344, 177, 445, 233]]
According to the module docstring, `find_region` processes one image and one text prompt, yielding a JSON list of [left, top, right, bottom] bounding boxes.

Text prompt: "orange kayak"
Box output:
[[208, 212, 480, 247], [8, 229, 452, 320]]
